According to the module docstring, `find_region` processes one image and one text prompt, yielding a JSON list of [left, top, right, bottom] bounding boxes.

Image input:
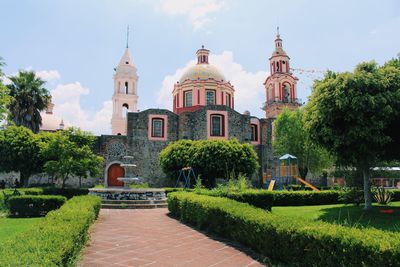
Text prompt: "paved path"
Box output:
[[79, 209, 265, 267]]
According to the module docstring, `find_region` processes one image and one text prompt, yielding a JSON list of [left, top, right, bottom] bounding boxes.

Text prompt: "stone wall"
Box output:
[[126, 109, 179, 187], [97, 107, 274, 188]]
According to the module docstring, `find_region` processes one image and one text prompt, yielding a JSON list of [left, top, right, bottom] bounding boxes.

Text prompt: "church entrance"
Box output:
[[107, 163, 125, 187]]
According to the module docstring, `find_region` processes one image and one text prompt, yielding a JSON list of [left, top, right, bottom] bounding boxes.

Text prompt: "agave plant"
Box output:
[[373, 186, 392, 205]]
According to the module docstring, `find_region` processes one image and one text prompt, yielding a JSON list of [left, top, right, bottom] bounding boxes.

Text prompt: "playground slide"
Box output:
[[294, 177, 320, 192], [268, 180, 276, 191]]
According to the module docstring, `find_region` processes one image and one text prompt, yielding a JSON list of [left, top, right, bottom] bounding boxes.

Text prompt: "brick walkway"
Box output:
[[79, 209, 265, 267]]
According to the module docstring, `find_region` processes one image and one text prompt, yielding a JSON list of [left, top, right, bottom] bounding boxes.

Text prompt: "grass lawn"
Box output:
[[272, 201, 400, 232], [0, 213, 43, 242]]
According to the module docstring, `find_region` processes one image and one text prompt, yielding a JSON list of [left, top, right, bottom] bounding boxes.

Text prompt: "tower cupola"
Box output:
[[196, 45, 209, 64]]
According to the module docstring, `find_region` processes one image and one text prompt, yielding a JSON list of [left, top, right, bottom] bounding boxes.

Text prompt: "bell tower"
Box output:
[[263, 28, 300, 119], [111, 32, 139, 135]]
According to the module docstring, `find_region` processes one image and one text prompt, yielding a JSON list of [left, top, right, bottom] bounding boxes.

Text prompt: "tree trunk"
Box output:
[[362, 167, 372, 211], [299, 167, 308, 179], [62, 174, 69, 189], [79, 177, 82, 188], [20, 171, 30, 188]]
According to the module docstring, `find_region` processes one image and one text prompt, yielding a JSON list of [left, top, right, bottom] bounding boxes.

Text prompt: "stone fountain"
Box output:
[[117, 155, 141, 188], [89, 155, 166, 204]]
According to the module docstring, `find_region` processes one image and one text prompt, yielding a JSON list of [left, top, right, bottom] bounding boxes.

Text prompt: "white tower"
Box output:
[[111, 35, 139, 135]]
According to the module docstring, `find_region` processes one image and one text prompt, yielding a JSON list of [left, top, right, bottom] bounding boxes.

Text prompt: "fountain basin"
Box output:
[[89, 187, 166, 201]]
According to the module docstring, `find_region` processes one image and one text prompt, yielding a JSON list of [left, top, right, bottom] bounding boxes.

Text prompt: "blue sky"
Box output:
[[1, 0, 399, 134]]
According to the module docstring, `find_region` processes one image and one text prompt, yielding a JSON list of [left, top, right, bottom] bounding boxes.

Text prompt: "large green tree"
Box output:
[[41, 131, 103, 188], [304, 60, 400, 210], [0, 126, 44, 187], [160, 139, 259, 187], [273, 107, 332, 179], [7, 71, 50, 133]]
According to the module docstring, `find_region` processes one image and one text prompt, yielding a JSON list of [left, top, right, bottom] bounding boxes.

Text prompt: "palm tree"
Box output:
[[7, 70, 50, 133]]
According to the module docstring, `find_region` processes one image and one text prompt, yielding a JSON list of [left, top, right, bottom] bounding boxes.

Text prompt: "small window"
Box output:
[[251, 124, 258, 142], [206, 90, 215, 105], [184, 91, 192, 107], [210, 115, 224, 136], [125, 61, 129, 64], [152, 118, 164, 138], [225, 93, 231, 108], [125, 81, 129, 94]]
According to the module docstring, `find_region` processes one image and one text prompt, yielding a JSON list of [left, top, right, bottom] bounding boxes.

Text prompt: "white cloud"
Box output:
[[158, 0, 227, 30], [35, 70, 61, 83], [3, 69, 60, 85], [51, 82, 112, 135], [156, 51, 268, 117]]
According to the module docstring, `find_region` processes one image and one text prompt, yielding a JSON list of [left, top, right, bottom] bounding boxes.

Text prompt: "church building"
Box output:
[[97, 31, 300, 187]]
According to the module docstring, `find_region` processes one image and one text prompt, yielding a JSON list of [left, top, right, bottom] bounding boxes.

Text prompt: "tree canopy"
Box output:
[[41, 130, 103, 188], [273, 107, 332, 179], [160, 139, 259, 187], [304, 59, 400, 210], [0, 126, 44, 186], [7, 71, 50, 133]]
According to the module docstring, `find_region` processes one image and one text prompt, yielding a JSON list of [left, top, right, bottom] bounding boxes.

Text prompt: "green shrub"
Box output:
[[160, 139, 259, 187], [390, 189, 400, 201], [373, 187, 392, 205], [272, 190, 343, 206], [129, 183, 150, 188], [163, 187, 187, 196], [8, 195, 66, 217], [196, 189, 274, 210], [42, 187, 89, 199], [194, 189, 343, 209], [340, 187, 364, 206], [0, 195, 101, 266], [168, 192, 400, 267]]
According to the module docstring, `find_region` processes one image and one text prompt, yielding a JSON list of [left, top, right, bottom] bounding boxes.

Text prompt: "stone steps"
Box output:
[[101, 199, 168, 209]]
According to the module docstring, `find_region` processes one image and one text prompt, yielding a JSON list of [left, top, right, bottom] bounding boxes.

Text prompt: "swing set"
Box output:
[[175, 166, 198, 188]]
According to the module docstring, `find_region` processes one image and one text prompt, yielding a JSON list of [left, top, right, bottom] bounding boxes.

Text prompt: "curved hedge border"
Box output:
[[168, 192, 400, 267], [0, 195, 101, 266]]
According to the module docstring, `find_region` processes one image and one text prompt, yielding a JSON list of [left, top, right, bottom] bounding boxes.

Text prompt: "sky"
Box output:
[[1, 0, 399, 135]]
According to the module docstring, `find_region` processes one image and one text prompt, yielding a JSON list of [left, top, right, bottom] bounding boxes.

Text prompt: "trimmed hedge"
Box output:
[[272, 190, 343, 206], [195, 189, 274, 210], [168, 192, 400, 267], [195, 189, 343, 208], [8, 195, 66, 217], [0, 195, 101, 266]]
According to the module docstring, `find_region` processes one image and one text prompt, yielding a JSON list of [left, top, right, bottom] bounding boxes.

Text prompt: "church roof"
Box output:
[[179, 63, 225, 83]]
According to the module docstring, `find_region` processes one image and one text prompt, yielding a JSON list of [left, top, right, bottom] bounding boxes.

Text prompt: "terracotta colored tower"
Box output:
[[111, 46, 139, 135], [263, 29, 300, 119]]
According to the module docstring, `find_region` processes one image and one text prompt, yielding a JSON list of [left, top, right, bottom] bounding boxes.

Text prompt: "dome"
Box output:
[[179, 64, 226, 83]]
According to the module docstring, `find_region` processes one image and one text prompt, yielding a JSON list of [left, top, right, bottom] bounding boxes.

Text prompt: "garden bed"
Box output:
[[168, 191, 400, 267], [0, 195, 101, 266]]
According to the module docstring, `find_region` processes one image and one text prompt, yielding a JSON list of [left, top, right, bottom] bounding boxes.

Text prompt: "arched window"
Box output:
[[122, 103, 129, 118], [125, 81, 129, 94], [283, 83, 291, 102], [276, 61, 280, 72]]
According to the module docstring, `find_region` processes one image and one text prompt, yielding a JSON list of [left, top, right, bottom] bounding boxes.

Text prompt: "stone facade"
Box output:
[[97, 105, 273, 187]]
